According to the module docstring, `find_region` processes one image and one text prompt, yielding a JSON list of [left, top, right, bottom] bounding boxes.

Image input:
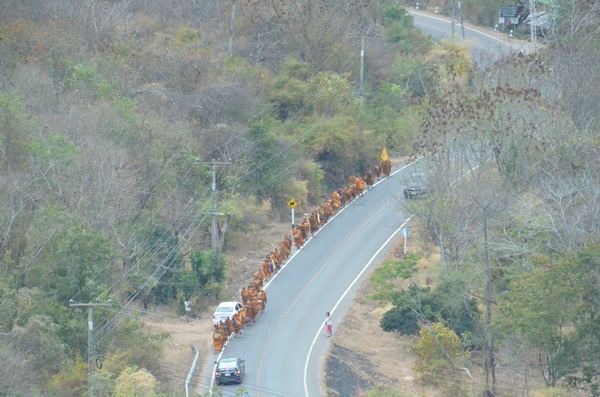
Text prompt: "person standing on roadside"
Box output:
[[325, 312, 333, 337]]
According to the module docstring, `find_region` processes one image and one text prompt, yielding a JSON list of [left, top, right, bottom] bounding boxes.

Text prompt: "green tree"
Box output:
[[379, 283, 479, 338], [500, 246, 600, 390], [244, 118, 289, 204], [383, 5, 430, 53], [268, 75, 310, 120], [114, 367, 157, 397], [131, 225, 182, 305], [0, 91, 36, 170], [370, 255, 418, 302], [308, 71, 357, 117], [412, 322, 471, 393], [13, 315, 67, 381], [177, 250, 227, 300], [303, 114, 377, 187], [26, 223, 113, 304]]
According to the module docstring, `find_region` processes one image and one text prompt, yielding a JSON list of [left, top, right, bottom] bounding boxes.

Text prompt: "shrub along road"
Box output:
[[409, 10, 535, 66], [201, 159, 423, 397], [201, 16, 535, 397]]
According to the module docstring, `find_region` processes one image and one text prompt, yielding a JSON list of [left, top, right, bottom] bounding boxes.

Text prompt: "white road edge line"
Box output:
[[303, 216, 413, 397], [263, 157, 421, 290], [209, 158, 421, 395], [408, 11, 511, 46]]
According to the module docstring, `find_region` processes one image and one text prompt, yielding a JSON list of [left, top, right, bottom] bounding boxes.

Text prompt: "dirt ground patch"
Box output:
[[142, 218, 292, 392], [142, 313, 213, 392], [142, 162, 418, 395], [324, 220, 582, 397], [325, 222, 439, 397], [326, 344, 392, 396]]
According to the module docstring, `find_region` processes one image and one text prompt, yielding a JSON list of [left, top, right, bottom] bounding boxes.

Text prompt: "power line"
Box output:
[[70, 32, 360, 307], [88, 23, 374, 353], [69, 300, 112, 397], [96, 31, 366, 312]]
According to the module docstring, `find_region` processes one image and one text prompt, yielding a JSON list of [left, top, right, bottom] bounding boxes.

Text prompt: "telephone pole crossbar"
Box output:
[[69, 301, 112, 397]]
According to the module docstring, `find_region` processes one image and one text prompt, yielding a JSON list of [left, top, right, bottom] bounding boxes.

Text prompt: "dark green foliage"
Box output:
[[381, 284, 479, 339], [280, 58, 312, 81], [383, 5, 413, 24], [388, 56, 434, 99], [500, 246, 600, 390], [370, 255, 419, 302], [134, 225, 182, 305], [190, 250, 225, 285], [303, 115, 378, 188], [0, 91, 37, 170], [26, 223, 114, 304], [245, 118, 289, 204], [268, 75, 310, 120], [383, 6, 431, 54], [177, 250, 227, 300]]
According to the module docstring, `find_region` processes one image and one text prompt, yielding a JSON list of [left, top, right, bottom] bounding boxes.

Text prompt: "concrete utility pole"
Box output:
[[358, 32, 378, 96], [69, 300, 112, 397], [201, 160, 230, 281], [458, 0, 465, 39], [228, 0, 237, 56], [529, 0, 536, 49], [359, 35, 365, 95], [451, 0, 456, 34]]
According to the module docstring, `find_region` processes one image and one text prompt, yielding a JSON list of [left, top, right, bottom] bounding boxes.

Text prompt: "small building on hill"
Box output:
[[498, 4, 527, 30]]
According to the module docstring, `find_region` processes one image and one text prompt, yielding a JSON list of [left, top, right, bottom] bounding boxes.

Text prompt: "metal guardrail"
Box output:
[[185, 345, 200, 397]]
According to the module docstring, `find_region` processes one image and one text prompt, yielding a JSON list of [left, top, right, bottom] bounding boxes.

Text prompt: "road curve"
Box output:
[[199, 14, 531, 397], [409, 10, 534, 66], [203, 161, 422, 397]]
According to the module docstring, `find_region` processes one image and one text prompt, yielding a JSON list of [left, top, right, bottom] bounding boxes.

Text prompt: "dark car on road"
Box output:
[[403, 172, 428, 199], [403, 184, 427, 199], [215, 357, 245, 385]]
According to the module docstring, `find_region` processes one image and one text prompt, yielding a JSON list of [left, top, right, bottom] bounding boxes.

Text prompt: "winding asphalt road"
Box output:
[[198, 14, 533, 397], [409, 10, 534, 66], [204, 161, 423, 397]]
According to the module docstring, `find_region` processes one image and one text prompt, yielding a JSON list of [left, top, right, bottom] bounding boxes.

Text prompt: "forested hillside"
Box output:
[[0, 1, 431, 395], [366, 1, 600, 395], [1, 0, 598, 396]]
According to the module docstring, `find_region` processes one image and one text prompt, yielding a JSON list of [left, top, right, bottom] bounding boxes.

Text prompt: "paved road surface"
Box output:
[[409, 10, 534, 66], [201, 161, 424, 397], [198, 13, 530, 397]]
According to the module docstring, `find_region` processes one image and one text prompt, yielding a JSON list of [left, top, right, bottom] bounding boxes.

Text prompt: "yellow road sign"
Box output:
[[287, 199, 298, 209]]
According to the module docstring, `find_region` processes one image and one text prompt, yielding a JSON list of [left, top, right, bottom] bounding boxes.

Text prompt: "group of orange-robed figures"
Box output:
[[212, 236, 290, 352], [291, 151, 391, 249], [212, 149, 392, 353]]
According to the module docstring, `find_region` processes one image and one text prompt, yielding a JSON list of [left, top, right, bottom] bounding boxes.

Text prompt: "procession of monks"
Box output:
[[212, 149, 392, 353]]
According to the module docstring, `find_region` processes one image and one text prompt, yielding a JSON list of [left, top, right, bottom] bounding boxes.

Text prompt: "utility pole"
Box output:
[[458, 0, 465, 39], [228, 0, 237, 56], [201, 160, 230, 282], [359, 35, 365, 95], [451, 0, 456, 34], [358, 32, 377, 96], [69, 300, 112, 397], [529, 0, 536, 49]]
